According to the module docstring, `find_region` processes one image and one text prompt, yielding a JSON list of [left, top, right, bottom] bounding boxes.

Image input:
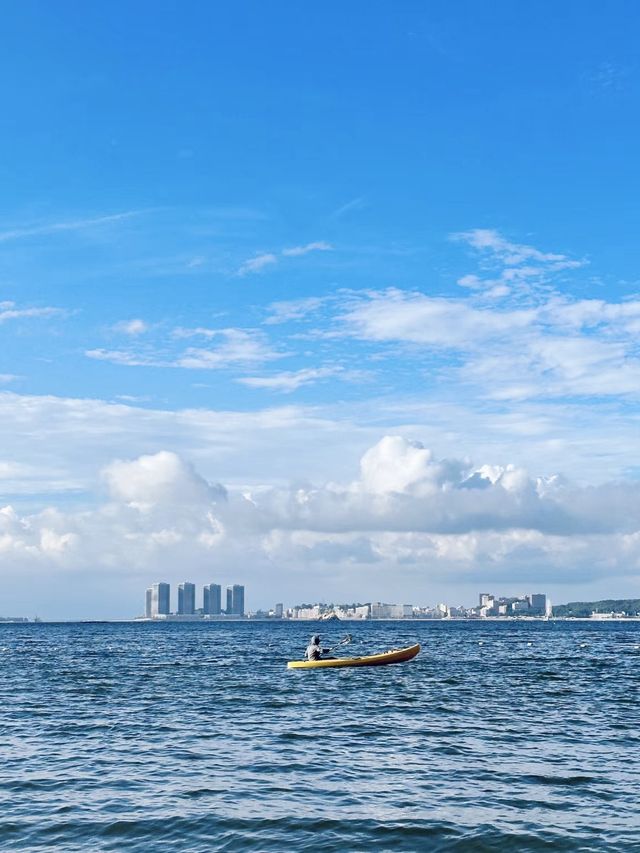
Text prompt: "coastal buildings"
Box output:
[[141, 581, 245, 620], [145, 582, 170, 617], [475, 592, 552, 618], [280, 592, 553, 620], [140, 585, 552, 621], [203, 583, 222, 616], [228, 584, 245, 617], [177, 582, 196, 615]]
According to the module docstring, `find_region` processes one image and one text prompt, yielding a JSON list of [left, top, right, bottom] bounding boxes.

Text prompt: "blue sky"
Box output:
[[1, 2, 640, 617]]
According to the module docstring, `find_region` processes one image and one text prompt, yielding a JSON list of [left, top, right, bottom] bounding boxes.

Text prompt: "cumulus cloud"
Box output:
[[102, 451, 225, 508], [2, 440, 640, 596]]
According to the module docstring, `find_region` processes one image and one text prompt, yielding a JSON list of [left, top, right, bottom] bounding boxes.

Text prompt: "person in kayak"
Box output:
[[305, 634, 330, 661]]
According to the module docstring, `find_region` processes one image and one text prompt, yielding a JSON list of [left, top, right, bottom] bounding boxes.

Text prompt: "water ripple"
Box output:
[[1, 620, 639, 850]]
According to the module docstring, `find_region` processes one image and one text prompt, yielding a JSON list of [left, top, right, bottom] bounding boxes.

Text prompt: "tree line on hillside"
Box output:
[[553, 599, 640, 617]]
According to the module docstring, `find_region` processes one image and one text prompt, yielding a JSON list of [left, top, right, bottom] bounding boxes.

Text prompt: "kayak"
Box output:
[[287, 642, 420, 670]]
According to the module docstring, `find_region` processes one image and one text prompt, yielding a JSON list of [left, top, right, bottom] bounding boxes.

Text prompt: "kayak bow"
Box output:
[[287, 642, 420, 670]]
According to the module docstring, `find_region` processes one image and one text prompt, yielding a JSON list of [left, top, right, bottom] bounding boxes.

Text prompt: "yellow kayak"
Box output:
[[287, 642, 420, 670]]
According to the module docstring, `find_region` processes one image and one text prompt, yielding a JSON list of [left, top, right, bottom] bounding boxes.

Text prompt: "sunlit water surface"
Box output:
[[1, 620, 640, 851]]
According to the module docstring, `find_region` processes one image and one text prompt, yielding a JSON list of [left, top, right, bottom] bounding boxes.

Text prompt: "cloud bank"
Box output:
[[2, 439, 639, 601]]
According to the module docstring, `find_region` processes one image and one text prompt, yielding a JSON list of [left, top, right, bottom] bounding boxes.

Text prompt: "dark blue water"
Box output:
[[1, 620, 640, 852]]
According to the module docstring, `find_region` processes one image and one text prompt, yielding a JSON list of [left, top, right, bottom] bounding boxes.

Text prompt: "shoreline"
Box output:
[[4, 616, 640, 625]]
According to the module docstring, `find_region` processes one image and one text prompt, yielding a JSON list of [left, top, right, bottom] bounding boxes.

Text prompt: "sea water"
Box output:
[[1, 620, 639, 851]]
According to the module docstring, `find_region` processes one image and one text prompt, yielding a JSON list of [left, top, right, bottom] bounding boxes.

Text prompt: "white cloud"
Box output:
[[452, 228, 584, 269], [174, 329, 283, 369], [451, 229, 585, 299], [1, 440, 640, 615], [0, 301, 64, 323], [237, 241, 332, 275], [342, 288, 534, 347], [238, 366, 343, 393], [237, 252, 278, 276], [281, 241, 332, 257], [85, 349, 155, 367], [114, 319, 148, 335], [264, 296, 328, 325], [86, 328, 283, 370], [337, 281, 640, 401], [103, 450, 224, 508]]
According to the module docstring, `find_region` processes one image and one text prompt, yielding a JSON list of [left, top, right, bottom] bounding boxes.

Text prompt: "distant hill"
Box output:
[[553, 599, 640, 617]]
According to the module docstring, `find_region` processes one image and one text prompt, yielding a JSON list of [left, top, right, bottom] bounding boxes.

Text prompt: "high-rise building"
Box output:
[[530, 593, 551, 616], [226, 585, 233, 614], [232, 584, 245, 616], [203, 583, 222, 615], [178, 582, 196, 615], [145, 588, 152, 617], [274, 602, 283, 618], [150, 582, 170, 616]]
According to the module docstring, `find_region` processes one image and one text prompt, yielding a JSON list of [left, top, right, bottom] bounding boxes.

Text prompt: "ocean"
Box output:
[[1, 619, 639, 851]]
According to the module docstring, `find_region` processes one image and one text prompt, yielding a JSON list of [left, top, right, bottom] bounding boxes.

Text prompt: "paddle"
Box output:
[[326, 634, 352, 653]]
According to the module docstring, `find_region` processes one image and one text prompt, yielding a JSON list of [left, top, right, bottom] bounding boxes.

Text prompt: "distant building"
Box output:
[[145, 588, 152, 618], [231, 584, 245, 616], [530, 593, 552, 616], [149, 582, 170, 616], [224, 584, 244, 616], [297, 605, 321, 619], [274, 602, 283, 618], [370, 603, 412, 619], [178, 582, 196, 615], [203, 583, 222, 616]]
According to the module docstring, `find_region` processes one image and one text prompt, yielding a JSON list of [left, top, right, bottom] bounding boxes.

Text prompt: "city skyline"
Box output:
[[144, 581, 245, 618], [1, 4, 639, 619]]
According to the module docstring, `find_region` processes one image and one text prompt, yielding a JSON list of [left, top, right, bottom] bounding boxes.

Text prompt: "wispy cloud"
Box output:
[[0, 301, 65, 323], [85, 349, 155, 367], [281, 241, 332, 257], [86, 328, 283, 371], [330, 197, 367, 218], [237, 253, 278, 277], [264, 296, 328, 325], [0, 210, 144, 244], [451, 228, 586, 299], [175, 329, 282, 369], [238, 366, 344, 393], [338, 254, 640, 402], [237, 241, 332, 276]]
